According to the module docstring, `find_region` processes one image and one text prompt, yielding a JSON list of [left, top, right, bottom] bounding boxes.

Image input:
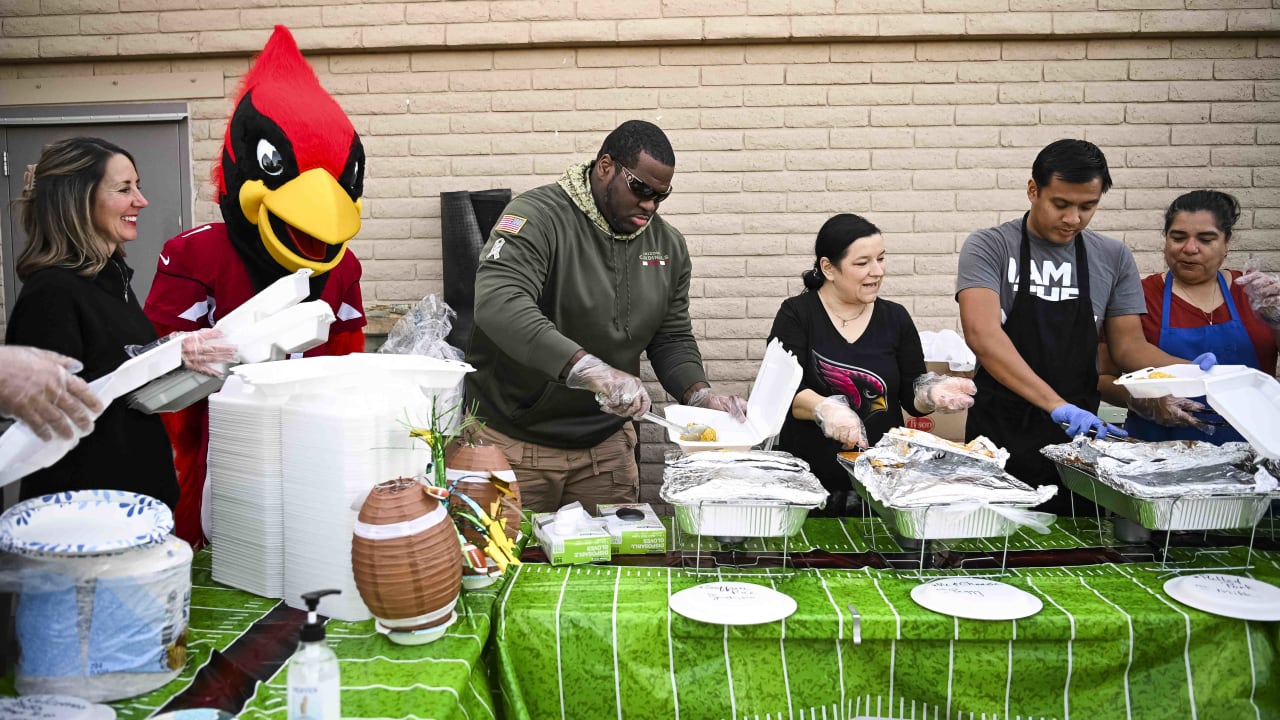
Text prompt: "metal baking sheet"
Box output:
[[672, 502, 810, 539], [845, 474, 1029, 541], [1052, 460, 1273, 532]]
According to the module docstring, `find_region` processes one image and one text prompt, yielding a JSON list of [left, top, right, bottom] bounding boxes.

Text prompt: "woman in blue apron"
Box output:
[[1099, 190, 1280, 443]]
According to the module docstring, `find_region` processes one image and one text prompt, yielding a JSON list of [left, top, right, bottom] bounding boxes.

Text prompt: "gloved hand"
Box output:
[[1191, 352, 1217, 371], [178, 328, 238, 377], [911, 372, 977, 414], [565, 353, 650, 418], [0, 346, 103, 441], [1051, 403, 1127, 440], [686, 387, 748, 422], [1127, 395, 1214, 434], [1236, 266, 1280, 328], [813, 395, 869, 449]]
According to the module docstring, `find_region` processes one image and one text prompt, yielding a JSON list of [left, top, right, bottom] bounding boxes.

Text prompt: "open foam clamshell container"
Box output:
[[130, 270, 337, 415], [661, 338, 802, 452], [1117, 364, 1280, 461]]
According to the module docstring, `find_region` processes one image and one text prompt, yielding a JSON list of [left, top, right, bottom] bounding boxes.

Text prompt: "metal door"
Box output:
[[1, 104, 192, 320]]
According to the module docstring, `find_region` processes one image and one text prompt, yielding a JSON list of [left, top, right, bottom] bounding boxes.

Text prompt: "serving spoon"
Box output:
[[640, 411, 716, 442]]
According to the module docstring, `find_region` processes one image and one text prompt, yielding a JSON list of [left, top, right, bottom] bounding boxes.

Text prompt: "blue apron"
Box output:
[[1125, 271, 1259, 443]]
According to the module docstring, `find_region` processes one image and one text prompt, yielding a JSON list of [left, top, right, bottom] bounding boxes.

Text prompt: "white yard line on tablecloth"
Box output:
[[1116, 565, 1197, 720], [612, 565, 623, 720], [945, 615, 957, 720], [814, 568, 847, 716], [1078, 573, 1133, 720], [666, 568, 681, 720], [554, 566, 573, 720], [871, 575, 900, 713], [767, 569, 795, 720], [1026, 576, 1075, 720]]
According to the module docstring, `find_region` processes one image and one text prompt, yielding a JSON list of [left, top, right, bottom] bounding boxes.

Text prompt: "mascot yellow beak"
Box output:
[[870, 395, 888, 414], [239, 168, 362, 275]]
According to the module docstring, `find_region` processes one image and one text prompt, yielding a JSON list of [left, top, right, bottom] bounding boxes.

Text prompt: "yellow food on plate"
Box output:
[[1146, 371, 1176, 379], [679, 423, 717, 442]]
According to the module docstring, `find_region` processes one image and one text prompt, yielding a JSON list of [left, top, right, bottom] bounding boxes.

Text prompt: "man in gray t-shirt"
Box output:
[[955, 139, 1198, 513]]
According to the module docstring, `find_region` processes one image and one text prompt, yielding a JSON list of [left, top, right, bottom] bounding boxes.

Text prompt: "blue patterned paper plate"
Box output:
[[0, 490, 173, 557]]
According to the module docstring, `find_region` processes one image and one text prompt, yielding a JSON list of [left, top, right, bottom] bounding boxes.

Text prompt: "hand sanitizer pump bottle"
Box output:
[[287, 589, 341, 720]]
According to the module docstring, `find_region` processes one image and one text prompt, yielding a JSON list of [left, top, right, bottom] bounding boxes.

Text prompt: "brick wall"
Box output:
[[2, 4, 1278, 504]]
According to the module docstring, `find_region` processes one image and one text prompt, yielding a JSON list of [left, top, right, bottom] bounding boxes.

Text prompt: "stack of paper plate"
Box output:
[[280, 388, 433, 622], [208, 381, 285, 597]]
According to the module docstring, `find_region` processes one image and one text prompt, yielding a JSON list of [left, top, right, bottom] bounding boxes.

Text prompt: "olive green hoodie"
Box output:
[[464, 161, 706, 449]]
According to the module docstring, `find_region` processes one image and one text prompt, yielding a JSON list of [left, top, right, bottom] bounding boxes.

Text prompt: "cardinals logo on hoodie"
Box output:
[[815, 352, 888, 417]]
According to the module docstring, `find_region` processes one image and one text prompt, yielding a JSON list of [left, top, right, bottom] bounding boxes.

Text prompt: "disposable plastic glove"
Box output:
[[686, 387, 749, 423], [1236, 265, 1280, 328], [0, 346, 103, 441], [1126, 395, 1214, 434], [179, 328, 238, 377], [1050, 403, 1126, 440], [813, 395, 869, 449], [565, 353, 650, 419], [911, 372, 977, 414], [1191, 352, 1217, 371]]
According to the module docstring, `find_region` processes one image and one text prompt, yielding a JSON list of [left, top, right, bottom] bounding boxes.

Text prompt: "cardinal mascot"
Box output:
[[144, 26, 367, 548]]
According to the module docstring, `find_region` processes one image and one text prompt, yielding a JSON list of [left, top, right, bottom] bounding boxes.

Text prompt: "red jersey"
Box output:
[[143, 222, 366, 349]]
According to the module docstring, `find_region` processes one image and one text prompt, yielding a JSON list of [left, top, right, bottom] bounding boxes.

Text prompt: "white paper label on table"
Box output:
[[668, 581, 798, 625], [1163, 573, 1280, 622], [0, 694, 116, 720], [909, 578, 1043, 621]]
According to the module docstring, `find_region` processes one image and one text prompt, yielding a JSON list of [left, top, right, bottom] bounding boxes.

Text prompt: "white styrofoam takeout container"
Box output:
[[661, 338, 802, 453]]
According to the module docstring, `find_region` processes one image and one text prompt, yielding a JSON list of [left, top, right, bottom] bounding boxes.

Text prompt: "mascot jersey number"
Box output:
[[145, 26, 367, 548]]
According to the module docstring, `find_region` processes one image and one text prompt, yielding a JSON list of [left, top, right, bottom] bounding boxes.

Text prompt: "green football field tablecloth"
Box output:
[[493, 518, 1280, 720]]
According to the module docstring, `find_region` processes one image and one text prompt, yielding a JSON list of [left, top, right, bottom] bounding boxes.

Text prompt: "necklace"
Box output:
[[110, 257, 128, 303], [1174, 277, 1220, 325], [820, 292, 868, 327]]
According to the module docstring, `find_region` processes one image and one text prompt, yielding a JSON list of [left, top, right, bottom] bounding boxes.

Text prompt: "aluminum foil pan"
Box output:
[[838, 455, 1043, 540], [1051, 461, 1275, 532], [672, 502, 810, 540], [660, 450, 827, 506], [1041, 438, 1273, 498]]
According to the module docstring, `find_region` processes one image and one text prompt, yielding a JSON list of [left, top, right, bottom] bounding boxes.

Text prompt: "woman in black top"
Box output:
[[6, 137, 233, 508], [768, 214, 975, 514]]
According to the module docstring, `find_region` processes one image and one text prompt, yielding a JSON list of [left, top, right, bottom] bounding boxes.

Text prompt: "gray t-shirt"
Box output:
[[956, 217, 1145, 333]]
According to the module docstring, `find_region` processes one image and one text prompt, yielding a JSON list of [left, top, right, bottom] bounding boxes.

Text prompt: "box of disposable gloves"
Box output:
[[532, 502, 611, 565], [597, 503, 666, 555]]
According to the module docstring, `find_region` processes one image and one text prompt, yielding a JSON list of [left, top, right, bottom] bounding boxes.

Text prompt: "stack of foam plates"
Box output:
[[280, 387, 433, 622], [208, 378, 285, 598]]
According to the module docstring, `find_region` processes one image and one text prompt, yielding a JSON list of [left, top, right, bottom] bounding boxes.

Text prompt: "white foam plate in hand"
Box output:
[[669, 581, 798, 625], [910, 578, 1042, 621], [1114, 364, 1251, 399], [0, 489, 172, 557], [1164, 573, 1280, 622]]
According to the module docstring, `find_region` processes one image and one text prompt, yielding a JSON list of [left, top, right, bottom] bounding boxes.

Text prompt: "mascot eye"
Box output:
[[256, 139, 284, 176]]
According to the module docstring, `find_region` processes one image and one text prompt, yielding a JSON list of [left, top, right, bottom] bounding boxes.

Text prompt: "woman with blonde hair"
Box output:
[[6, 136, 233, 507]]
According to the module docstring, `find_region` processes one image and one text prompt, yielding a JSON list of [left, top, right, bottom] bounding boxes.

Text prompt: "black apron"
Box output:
[[966, 214, 1100, 516]]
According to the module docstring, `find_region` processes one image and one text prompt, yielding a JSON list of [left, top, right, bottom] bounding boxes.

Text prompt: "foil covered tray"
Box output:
[[838, 454, 1042, 541], [672, 501, 810, 541], [845, 473, 1034, 540], [1051, 460, 1274, 532]]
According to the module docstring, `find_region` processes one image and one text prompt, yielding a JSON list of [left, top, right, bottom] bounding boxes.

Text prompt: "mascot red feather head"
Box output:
[[216, 25, 364, 291]]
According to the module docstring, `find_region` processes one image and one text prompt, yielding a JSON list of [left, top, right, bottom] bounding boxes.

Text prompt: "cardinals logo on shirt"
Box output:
[[815, 352, 888, 416]]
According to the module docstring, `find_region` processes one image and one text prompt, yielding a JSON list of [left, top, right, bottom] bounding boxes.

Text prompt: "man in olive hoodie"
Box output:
[[465, 120, 746, 513]]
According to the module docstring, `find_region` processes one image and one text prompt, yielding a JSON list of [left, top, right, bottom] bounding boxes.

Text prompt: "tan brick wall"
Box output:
[[1, 5, 1278, 504]]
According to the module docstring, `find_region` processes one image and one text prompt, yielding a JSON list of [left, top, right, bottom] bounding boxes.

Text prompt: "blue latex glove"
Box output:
[[1050, 403, 1127, 440], [1192, 352, 1217, 371]]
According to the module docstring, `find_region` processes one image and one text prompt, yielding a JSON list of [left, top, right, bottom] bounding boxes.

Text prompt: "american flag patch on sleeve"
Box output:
[[495, 214, 527, 234]]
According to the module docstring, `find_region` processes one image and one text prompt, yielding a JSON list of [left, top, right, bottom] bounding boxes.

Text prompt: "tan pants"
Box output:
[[470, 422, 639, 514]]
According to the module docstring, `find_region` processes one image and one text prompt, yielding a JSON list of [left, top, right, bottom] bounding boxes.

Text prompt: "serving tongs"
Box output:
[[641, 412, 715, 442], [1059, 422, 1141, 444]]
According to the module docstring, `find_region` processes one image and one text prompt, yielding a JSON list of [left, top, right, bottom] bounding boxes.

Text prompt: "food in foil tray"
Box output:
[[1040, 438, 1277, 498], [851, 433, 1055, 508], [881, 427, 1010, 468], [660, 451, 828, 506]]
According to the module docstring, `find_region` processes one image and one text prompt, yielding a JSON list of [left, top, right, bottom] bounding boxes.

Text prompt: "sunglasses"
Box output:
[[617, 164, 672, 202]]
